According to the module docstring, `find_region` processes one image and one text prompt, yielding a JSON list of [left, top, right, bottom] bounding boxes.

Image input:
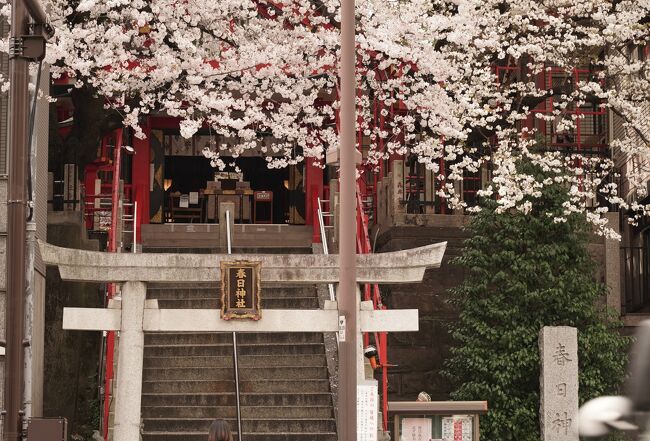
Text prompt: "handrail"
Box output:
[[317, 197, 336, 303], [226, 210, 242, 441]]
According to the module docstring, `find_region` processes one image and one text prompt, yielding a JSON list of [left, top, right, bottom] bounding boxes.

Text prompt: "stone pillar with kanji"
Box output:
[[539, 326, 579, 441]]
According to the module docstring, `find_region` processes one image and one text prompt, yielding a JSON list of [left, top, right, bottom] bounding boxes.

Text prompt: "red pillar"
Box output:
[[131, 122, 151, 241]]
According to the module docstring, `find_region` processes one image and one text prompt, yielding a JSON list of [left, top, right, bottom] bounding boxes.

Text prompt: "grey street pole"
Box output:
[[338, 0, 357, 439], [4, 0, 30, 439]]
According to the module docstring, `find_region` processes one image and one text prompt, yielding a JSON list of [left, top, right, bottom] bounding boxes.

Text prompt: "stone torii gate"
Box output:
[[38, 240, 446, 441]]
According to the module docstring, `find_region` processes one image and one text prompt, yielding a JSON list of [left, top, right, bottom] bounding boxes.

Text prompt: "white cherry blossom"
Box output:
[[1, 0, 649, 236]]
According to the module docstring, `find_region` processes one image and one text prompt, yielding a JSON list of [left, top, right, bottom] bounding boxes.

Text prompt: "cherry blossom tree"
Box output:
[[2, 0, 650, 236]]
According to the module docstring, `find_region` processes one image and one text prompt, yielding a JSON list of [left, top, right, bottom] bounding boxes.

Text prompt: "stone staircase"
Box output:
[[140, 282, 337, 441], [140, 224, 314, 254]]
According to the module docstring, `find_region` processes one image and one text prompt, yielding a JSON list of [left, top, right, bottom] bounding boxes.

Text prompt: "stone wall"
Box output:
[[375, 221, 469, 401], [44, 212, 103, 439]]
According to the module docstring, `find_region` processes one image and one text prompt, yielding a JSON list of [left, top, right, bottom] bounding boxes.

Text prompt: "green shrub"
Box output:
[[443, 167, 628, 441]]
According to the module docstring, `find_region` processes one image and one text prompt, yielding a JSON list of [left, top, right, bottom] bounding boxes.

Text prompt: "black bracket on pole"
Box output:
[[8, 35, 46, 61]]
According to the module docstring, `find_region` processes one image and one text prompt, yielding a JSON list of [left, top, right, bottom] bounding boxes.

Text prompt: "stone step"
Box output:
[[143, 418, 336, 433], [143, 354, 328, 368], [141, 405, 333, 419], [143, 246, 313, 254], [142, 431, 337, 441], [145, 332, 323, 346], [142, 366, 328, 381], [136, 273, 335, 440], [140, 223, 314, 252], [153, 297, 319, 309], [141, 392, 333, 407], [143, 343, 325, 357], [142, 379, 330, 394]]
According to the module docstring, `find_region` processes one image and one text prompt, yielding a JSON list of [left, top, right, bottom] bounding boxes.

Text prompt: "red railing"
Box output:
[[83, 129, 134, 231], [96, 128, 124, 440], [84, 183, 133, 231], [80, 129, 140, 439], [356, 182, 389, 432], [313, 182, 390, 431]]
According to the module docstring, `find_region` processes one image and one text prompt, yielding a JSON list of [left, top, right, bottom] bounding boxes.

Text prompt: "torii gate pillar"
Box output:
[[112, 282, 146, 441]]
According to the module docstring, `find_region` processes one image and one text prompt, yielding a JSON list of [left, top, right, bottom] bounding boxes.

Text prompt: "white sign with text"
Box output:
[[402, 417, 432, 441], [357, 384, 378, 441]]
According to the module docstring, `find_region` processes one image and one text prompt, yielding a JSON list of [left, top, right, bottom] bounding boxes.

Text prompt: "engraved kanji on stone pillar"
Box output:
[[539, 326, 579, 441]]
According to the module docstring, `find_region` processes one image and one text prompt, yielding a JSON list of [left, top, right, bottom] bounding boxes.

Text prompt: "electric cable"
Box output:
[[26, 58, 43, 222]]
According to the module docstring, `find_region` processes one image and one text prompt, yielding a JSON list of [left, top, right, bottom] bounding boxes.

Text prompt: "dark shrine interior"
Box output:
[[164, 155, 290, 224]]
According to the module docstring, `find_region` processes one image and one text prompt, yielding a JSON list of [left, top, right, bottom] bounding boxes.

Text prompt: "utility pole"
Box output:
[[5, 0, 31, 438], [338, 0, 357, 439], [4, 1, 52, 440]]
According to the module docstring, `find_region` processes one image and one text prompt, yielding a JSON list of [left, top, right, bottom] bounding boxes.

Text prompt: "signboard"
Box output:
[[220, 260, 262, 320], [255, 191, 273, 201], [402, 418, 433, 441], [442, 416, 472, 441], [27, 417, 67, 441], [357, 384, 378, 441]]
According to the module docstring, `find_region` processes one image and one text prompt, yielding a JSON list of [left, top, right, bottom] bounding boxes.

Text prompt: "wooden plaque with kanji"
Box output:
[[220, 260, 262, 320]]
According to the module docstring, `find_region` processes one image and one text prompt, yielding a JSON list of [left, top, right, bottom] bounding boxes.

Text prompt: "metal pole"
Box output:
[[232, 332, 242, 441], [338, 0, 358, 439], [4, 0, 30, 439], [97, 331, 106, 433], [225, 210, 242, 441], [133, 201, 137, 253], [226, 210, 232, 255], [109, 131, 123, 253], [22, 0, 52, 37]]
